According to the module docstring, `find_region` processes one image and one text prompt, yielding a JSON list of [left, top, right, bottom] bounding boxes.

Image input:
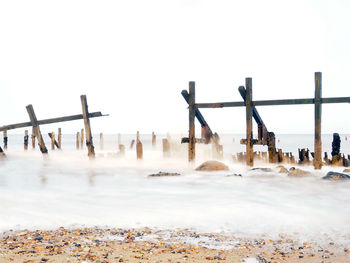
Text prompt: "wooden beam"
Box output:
[[314, 72, 322, 169], [195, 97, 350, 108], [26, 105, 48, 154], [0, 112, 106, 132], [80, 95, 95, 158], [188, 81, 196, 162], [245, 78, 254, 166]]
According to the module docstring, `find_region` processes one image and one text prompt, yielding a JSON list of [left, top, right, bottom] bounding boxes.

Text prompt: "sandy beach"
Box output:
[[1, 227, 349, 263]]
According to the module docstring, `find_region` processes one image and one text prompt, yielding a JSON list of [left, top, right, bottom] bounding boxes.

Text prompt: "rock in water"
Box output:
[[322, 171, 350, 181], [343, 168, 350, 173], [288, 167, 311, 177], [251, 168, 273, 172], [195, 160, 229, 171], [148, 172, 181, 177]]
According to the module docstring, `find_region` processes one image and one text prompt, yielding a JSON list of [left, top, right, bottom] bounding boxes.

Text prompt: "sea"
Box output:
[[0, 133, 349, 245]]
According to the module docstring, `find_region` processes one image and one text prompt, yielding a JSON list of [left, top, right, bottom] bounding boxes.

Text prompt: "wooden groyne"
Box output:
[[0, 95, 107, 157], [182, 72, 350, 169]]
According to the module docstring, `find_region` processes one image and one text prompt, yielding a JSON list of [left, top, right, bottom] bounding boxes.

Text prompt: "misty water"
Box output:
[[0, 133, 350, 245]]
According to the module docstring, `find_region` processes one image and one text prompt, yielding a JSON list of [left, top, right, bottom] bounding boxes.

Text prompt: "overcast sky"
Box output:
[[1, 0, 350, 135]]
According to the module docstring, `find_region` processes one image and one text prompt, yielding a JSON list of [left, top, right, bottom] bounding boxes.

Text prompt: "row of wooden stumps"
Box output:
[[234, 150, 296, 164], [77, 131, 170, 159], [1, 128, 62, 151], [299, 133, 350, 167]]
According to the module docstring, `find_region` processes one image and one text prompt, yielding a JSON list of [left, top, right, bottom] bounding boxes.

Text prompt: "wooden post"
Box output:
[[136, 131, 143, 159], [152, 132, 156, 148], [48, 133, 59, 149], [24, 130, 29, 150], [80, 128, 84, 149], [267, 132, 276, 163], [80, 95, 95, 158], [3, 130, 7, 150], [76, 132, 80, 149], [245, 78, 254, 166], [314, 72, 322, 169], [31, 127, 36, 149], [26, 105, 48, 154], [162, 138, 170, 157], [57, 128, 62, 149], [51, 131, 55, 150], [188, 81, 196, 162], [100, 132, 104, 150]]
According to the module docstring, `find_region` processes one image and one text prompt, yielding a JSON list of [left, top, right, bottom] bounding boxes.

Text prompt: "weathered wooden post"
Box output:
[[26, 105, 48, 154], [136, 131, 143, 159], [162, 138, 170, 157], [188, 81, 196, 162], [331, 133, 341, 165], [24, 130, 29, 150], [245, 78, 254, 166], [51, 131, 55, 150], [3, 130, 8, 150], [48, 133, 60, 149], [31, 127, 36, 149], [57, 128, 62, 149], [152, 132, 156, 148], [100, 132, 104, 150], [80, 95, 95, 158], [80, 128, 84, 149], [76, 132, 80, 149], [314, 72, 322, 169]]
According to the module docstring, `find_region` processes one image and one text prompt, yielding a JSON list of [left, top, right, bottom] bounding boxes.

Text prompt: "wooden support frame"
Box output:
[[81, 95, 95, 158], [26, 104, 48, 154], [183, 72, 350, 168]]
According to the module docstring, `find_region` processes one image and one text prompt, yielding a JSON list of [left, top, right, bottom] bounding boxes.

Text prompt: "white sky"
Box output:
[[1, 0, 350, 135]]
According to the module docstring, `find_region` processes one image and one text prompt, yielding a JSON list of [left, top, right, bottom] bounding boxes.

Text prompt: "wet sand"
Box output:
[[1, 227, 349, 262]]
